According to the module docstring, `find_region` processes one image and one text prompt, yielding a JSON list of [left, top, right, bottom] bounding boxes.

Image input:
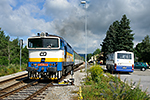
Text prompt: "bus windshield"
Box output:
[[117, 53, 132, 59], [28, 38, 59, 48]]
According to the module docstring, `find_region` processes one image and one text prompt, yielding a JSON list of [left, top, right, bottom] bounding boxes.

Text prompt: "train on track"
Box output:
[[26, 32, 84, 80]]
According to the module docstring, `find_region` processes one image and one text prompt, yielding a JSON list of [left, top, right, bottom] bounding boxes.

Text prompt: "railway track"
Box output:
[[0, 73, 28, 90], [1, 80, 49, 100], [0, 73, 28, 85], [0, 64, 84, 100]]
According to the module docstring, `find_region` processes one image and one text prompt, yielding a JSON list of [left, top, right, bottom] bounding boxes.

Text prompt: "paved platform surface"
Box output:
[[0, 71, 28, 83]]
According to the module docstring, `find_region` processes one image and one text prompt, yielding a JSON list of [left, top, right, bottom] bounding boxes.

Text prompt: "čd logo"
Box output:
[[40, 52, 47, 56]]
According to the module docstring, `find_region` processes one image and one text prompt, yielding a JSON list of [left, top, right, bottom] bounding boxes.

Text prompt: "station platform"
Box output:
[[0, 71, 28, 83]]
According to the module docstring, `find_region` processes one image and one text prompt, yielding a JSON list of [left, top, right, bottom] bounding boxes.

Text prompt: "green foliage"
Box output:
[[0, 56, 9, 65], [88, 65, 103, 83], [87, 48, 101, 61], [99, 77, 149, 100], [134, 35, 150, 63], [22, 46, 29, 63], [93, 48, 101, 55], [0, 28, 10, 65], [0, 27, 28, 76], [87, 53, 93, 61], [0, 28, 28, 66], [101, 14, 134, 60], [8, 38, 20, 64], [0, 64, 27, 77], [82, 68, 149, 100]]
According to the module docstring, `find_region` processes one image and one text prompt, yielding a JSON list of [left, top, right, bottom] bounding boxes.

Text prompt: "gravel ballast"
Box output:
[[44, 65, 86, 100]]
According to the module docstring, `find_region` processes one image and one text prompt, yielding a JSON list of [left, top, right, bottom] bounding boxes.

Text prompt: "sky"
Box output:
[[0, 0, 150, 54]]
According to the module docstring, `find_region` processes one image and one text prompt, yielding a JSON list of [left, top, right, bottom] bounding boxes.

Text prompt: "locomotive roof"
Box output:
[[28, 34, 72, 49], [29, 34, 62, 38]]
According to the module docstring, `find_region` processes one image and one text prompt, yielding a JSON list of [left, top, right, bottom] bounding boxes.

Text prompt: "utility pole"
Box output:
[[81, 0, 87, 72], [20, 39, 23, 70]]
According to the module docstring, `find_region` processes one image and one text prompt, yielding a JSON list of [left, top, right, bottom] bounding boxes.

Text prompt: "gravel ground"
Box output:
[[44, 64, 87, 100]]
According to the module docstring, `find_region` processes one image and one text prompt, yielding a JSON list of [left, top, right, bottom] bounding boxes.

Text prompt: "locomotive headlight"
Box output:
[[49, 63, 57, 67], [41, 67, 44, 71], [49, 63, 52, 66], [40, 32, 45, 36], [31, 63, 34, 67], [34, 64, 37, 66]]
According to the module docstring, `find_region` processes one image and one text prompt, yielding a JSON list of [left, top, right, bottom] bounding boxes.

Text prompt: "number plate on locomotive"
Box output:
[[38, 63, 48, 66]]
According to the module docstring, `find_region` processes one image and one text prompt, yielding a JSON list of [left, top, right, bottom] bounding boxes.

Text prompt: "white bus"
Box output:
[[106, 51, 134, 72]]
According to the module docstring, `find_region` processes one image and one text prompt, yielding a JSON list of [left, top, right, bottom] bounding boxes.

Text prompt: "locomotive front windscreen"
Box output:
[[28, 38, 59, 48]]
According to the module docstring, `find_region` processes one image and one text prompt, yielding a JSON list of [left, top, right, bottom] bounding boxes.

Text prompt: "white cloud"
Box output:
[[0, 0, 150, 53], [0, 0, 53, 37], [44, 0, 73, 18]]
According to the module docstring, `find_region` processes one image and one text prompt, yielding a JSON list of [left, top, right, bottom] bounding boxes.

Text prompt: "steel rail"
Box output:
[[0, 73, 28, 85], [25, 82, 53, 100], [0, 78, 28, 94], [0, 80, 38, 99]]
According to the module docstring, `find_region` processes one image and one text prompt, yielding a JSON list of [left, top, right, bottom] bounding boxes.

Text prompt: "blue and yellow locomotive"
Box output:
[[26, 32, 83, 80]]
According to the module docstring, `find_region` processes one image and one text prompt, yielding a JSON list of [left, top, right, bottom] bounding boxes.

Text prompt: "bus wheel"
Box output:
[[141, 67, 146, 71]]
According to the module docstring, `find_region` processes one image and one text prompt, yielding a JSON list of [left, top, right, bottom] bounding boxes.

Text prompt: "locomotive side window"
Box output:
[[28, 38, 59, 48]]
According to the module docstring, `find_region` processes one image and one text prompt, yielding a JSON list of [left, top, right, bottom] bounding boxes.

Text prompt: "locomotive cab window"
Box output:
[[28, 38, 59, 48]]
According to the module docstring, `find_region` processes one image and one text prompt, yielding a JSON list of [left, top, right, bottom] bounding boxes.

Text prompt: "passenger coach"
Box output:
[[27, 32, 83, 80]]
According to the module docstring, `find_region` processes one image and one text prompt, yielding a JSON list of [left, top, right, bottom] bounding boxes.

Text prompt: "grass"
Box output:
[[81, 65, 150, 100], [0, 64, 27, 77]]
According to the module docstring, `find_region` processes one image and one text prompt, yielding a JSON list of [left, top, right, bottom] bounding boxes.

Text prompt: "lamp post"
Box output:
[[81, 0, 87, 72]]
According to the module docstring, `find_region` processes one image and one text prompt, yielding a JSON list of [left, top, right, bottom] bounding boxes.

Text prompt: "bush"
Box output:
[[99, 77, 150, 100], [88, 65, 103, 83], [82, 67, 150, 100], [0, 64, 27, 77]]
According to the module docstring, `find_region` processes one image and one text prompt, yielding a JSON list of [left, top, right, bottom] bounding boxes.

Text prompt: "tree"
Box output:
[[101, 21, 119, 57], [0, 28, 29, 65], [101, 14, 134, 60], [87, 48, 101, 61], [0, 28, 9, 65], [93, 48, 101, 55], [118, 14, 134, 51], [134, 35, 150, 63], [87, 53, 93, 61], [9, 38, 20, 64], [22, 46, 29, 64]]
